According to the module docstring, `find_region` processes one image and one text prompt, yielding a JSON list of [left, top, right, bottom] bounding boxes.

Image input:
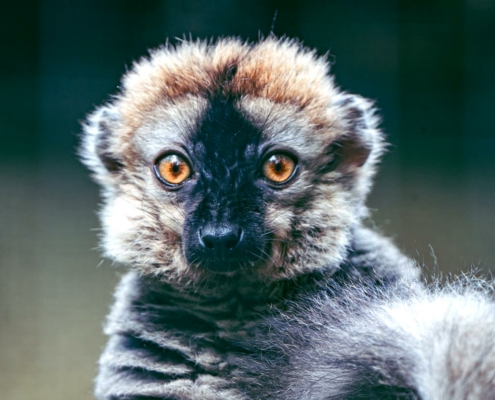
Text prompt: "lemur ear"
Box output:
[[329, 94, 384, 174], [80, 105, 124, 184]]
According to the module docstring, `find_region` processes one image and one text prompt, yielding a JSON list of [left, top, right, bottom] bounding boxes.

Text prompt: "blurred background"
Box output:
[[1, 0, 494, 398]]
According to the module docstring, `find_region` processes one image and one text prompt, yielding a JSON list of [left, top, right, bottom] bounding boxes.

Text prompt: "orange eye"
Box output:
[[263, 154, 296, 184], [155, 154, 191, 186]]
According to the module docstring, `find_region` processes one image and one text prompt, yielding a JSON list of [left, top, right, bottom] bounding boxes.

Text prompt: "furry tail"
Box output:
[[235, 276, 495, 400]]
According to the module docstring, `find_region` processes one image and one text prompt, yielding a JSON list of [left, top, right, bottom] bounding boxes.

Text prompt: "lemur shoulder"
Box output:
[[81, 38, 494, 399]]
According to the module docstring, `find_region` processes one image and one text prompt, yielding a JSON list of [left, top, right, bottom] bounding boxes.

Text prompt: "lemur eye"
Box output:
[[155, 154, 191, 186], [263, 154, 297, 184]]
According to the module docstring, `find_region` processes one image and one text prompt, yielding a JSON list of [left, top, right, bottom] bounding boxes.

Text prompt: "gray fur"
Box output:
[[94, 227, 417, 399], [233, 275, 495, 400]]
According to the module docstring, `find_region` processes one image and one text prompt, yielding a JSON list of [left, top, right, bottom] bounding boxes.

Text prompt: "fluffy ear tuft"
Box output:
[[331, 94, 384, 174], [328, 94, 386, 210], [80, 105, 124, 185]]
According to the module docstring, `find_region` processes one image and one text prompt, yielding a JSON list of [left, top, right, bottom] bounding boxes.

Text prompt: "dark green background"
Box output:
[[1, 1, 494, 398]]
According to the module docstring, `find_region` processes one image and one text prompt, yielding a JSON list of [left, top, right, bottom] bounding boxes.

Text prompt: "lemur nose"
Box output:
[[199, 225, 243, 259]]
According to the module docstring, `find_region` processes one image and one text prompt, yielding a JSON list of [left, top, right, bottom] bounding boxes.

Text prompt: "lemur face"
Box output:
[[81, 38, 383, 285], [157, 99, 268, 273]]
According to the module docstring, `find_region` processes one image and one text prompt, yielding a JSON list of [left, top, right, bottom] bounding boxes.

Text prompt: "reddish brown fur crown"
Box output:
[[120, 38, 336, 130]]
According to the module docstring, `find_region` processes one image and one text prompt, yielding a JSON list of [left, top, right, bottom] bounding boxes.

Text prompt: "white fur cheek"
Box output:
[[265, 205, 293, 239], [100, 196, 147, 264]]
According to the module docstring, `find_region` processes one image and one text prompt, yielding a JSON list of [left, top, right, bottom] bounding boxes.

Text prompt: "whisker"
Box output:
[[127, 168, 186, 226], [264, 208, 293, 227], [246, 248, 280, 270]]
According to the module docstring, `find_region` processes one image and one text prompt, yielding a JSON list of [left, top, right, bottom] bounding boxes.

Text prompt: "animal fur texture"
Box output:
[[80, 37, 493, 399], [232, 274, 495, 400], [92, 228, 416, 399]]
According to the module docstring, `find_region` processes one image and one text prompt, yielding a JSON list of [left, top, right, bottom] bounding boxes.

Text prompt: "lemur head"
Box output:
[[81, 38, 384, 286]]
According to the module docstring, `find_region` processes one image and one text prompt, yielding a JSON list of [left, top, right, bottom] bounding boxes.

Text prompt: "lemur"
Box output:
[[81, 38, 494, 399]]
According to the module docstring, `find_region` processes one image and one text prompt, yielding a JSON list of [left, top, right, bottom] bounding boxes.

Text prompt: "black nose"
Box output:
[[199, 225, 243, 260]]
